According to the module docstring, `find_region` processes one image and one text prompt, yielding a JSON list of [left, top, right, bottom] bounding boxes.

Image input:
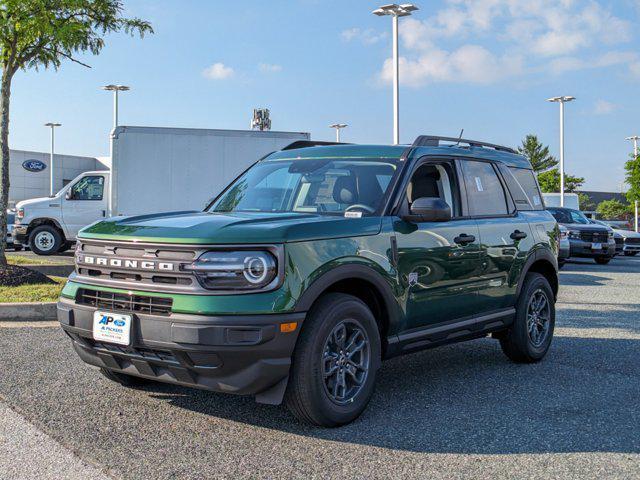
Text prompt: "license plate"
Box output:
[[591, 243, 602, 250], [93, 311, 132, 346]]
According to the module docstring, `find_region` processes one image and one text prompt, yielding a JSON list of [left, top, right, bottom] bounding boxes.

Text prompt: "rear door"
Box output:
[[458, 159, 534, 312]]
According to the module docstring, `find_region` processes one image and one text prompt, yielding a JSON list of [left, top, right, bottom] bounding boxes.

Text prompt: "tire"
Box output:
[[500, 273, 555, 364], [99, 368, 151, 388], [29, 225, 63, 255], [58, 241, 73, 253], [594, 257, 611, 265], [285, 293, 381, 427]]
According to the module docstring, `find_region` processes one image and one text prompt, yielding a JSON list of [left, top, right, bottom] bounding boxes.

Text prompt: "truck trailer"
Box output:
[[13, 127, 310, 254]]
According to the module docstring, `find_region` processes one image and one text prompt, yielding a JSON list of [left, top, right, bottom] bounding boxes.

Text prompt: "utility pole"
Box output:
[[547, 96, 576, 206], [44, 123, 62, 196], [329, 123, 348, 142], [626, 136, 639, 232]]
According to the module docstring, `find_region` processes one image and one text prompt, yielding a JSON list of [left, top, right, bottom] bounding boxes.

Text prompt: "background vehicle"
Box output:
[[547, 207, 615, 264], [558, 224, 570, 267], [590, 219, 627, 256], [13, 128, 309, 255], [58, 136, 559, 427], [5, 210, 22, 251], [542, 192, 580, 210]]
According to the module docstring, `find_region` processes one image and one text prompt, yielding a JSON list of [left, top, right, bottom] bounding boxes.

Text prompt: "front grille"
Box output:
[[625, 237, 640, 245], [76, 288, 173, 316], [615, 237, 624, 245], [580, 231, 609, 243]]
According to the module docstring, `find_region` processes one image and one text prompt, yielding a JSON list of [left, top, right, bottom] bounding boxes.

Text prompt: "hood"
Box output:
[[16, 196, 57, 209], [615, 228, 640, 238], [78, 211, 383, 244], [560, 223, 609, 232]]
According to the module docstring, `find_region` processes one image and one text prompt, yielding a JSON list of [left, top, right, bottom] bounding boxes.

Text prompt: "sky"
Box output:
[[10, 0, 640, 192]]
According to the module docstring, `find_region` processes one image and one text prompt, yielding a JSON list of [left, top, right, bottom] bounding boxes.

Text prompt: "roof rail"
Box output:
[[412, 135, 517, 154], [281, 140, 350, 151]]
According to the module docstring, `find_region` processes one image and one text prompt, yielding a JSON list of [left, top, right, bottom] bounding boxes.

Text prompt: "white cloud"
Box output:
[[380, 45, 523, 87], [258, 63, 282, 73], [548, 51, 639, 75], [202, 62, 234, 80], [594, 100, 617, 115], [341, 28, 387, 45]]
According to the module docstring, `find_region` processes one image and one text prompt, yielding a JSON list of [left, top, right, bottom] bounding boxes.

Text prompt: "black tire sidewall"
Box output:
[[291, 294, 381, 426], [514, 273, 555, 360], [29, 225, 62, 255]]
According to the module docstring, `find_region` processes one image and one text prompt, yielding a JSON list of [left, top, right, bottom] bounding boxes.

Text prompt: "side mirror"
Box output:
[[65, 190, 72, 200], [404, 197, 451, 223]]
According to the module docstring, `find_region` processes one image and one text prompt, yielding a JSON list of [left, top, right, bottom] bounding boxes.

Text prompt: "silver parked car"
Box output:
[[5, 210, 23, 251]]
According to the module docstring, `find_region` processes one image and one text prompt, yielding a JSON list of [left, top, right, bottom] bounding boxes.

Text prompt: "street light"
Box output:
[[329, 123, 348, 142], [626, 135, 639, 232], [44, 123, 62, 196], [102, 84, 130, 128], [373, 3, 419, 145], [547, 96, 576, 207]]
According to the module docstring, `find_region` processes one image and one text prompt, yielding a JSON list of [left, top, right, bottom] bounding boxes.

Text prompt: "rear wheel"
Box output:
[[285, 293, 381, 427], [500, 273, 555, 363], [595, 257, 611, 265], [99, 368, 152, 388], [29, 225, 63, 255]]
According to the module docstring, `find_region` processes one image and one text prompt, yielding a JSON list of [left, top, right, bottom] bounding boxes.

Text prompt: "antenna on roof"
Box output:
[[455, 129, 464, 146]]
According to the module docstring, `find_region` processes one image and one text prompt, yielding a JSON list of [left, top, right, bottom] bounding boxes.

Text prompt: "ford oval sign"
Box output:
[[22, 159, 47, 172]]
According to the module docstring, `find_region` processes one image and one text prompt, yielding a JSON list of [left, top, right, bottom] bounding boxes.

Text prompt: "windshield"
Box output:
[[548, 208, 590, 225], [209, 158, 401, 216]]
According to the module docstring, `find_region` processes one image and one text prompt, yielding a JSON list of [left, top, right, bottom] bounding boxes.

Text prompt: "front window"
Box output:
[[209, 158, 400, 216], [548, 208, 590, 225], [70, 176, 104, 201]]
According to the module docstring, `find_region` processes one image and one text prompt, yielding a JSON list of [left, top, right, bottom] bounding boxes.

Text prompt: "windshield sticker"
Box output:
[[344, 211, 363, 218], [474, 177, 484, 192]]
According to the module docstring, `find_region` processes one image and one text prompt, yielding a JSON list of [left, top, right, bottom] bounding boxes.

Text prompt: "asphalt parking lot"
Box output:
[[1, 257, 639, 479]]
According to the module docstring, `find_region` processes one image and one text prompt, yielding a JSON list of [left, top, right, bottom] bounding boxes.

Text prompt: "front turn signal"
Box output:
[[280, 322, 298, 333]]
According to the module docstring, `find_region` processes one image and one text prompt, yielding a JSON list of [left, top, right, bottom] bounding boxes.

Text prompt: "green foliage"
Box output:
[[577, 192, 595, 211], [517, 135, 558, 172], [537, 168, 585, 193], [0, 0, 153, 73], [596, 199, 631, 220], [625, 153, 640, 204]]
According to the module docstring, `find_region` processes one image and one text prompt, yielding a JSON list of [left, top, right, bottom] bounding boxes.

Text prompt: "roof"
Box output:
[[266, 144, 531, 169]]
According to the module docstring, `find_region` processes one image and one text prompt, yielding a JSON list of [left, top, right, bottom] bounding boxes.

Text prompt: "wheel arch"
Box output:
[[294, 264, 402, 357], [517, 249, 559, 300], [27, 218, 66, 239]]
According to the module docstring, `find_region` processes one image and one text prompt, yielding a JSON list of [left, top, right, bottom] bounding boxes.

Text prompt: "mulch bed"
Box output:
[[0, 264, 54, 287]]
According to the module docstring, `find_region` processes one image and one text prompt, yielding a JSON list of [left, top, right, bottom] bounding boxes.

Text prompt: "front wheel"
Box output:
[[29, 225, 63, 255], [595, 257, 611, 265], [285, 293, 381, 427], [500, 273, 555, 363]]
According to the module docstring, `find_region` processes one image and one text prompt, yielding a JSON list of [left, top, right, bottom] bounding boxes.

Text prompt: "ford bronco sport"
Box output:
[[58, 136, 559, 427]]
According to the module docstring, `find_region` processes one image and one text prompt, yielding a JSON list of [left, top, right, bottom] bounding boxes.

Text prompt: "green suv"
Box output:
[[58, 136, 559, 427]]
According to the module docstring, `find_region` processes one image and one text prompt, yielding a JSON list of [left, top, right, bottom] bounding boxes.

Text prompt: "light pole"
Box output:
[[547, 96, 576, 207], [329, 123, 348, 142], [373, 3, 418, 145], [44, 123, 62, 196], [626, 135, 639, 232], [102, 84, 130, 128]]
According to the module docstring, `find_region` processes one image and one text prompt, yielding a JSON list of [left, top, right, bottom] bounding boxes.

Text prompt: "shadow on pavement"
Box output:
[[144, 334, 640, 455]]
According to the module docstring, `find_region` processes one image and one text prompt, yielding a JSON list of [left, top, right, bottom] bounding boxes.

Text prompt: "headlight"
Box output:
[[568, 230, 581, 239], [182, 250, 278, 290], [608, 231, 614, 239], [16, 208, 24, 221]]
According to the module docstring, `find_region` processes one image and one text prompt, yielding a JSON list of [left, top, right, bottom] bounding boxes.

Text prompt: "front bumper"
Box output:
[[568, 239, 615, 258], [57, 297, 305, 403], [12, 225, 28, 245], [623, 244, 640, 253]]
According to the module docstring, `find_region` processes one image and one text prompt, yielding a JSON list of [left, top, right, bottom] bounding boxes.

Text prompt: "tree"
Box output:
[[537, 169, 585, 193], [596, 199, 631, 220], [0, 0, 152, 267], [577, 192, 596, 211], [625, 151, 640, 205], [517, 134, 558, 172]]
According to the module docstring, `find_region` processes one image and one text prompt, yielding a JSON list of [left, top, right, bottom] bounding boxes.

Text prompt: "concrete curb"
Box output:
[[0, 302, 57, 321], [25, 265, 74, 277]]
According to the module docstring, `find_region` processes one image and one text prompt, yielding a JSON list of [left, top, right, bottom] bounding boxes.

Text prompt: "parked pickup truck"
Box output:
[[58, 136, 559, 426]]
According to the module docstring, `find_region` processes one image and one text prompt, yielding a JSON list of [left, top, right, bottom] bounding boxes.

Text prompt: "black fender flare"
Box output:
[[516, 248, 558, 299], [294, 263, 402, 332]]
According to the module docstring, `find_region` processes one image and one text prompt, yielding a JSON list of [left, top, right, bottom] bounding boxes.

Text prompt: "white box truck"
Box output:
[[13, 127, 309, 254], [542, 193, 580, 210]]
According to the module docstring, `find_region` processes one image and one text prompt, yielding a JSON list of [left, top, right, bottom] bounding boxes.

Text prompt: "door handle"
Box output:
[[510, 230, 527, 240], [102, 210, 106, 217], [454, 234, 476, 245]]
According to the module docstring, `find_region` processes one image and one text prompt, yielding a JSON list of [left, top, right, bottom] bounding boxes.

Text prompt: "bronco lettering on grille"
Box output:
[[79, 255, 174, 271]]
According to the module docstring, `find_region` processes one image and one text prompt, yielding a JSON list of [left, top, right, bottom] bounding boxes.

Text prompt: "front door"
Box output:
[[62, 174, 107, 236], [394, 159, 483, 331]]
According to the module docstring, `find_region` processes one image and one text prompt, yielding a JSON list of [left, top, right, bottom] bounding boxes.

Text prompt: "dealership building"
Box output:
[[8, 149, 106, 208]]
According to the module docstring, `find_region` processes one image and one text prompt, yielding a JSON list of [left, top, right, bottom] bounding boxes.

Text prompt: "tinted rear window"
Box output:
[[499, 166, 544, 211]]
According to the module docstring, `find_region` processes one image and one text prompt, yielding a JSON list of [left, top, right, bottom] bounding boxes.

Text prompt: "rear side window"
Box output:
[[502, 166, 544, 211], [460, 160, 509, 216]]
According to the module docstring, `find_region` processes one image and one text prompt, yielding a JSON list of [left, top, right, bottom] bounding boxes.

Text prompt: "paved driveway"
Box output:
[[1, 257, 639, 479]]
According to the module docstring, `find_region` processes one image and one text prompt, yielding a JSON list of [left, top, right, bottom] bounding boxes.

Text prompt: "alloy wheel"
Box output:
[[527, 289, 551, 347]]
